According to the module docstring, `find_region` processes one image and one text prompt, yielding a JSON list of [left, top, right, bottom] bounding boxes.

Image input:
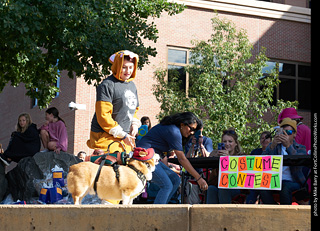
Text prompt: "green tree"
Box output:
[[153, 16, 297, 153], [0, 0, 184, 108]]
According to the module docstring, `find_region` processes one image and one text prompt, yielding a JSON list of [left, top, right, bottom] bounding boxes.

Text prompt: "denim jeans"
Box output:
[[151, 161, 181, 204], [206, 185, 241, 204], [246, 190, 261, 204], [259, 180, 301, 205]]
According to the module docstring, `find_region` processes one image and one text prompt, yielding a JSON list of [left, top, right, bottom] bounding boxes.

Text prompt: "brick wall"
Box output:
[[0, 70, 76, 154], [73, 77, 96, 155], [0, 3, 311, 155]]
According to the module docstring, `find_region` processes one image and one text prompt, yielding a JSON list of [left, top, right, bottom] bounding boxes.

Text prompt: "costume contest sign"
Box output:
[[218, 155, 283, 190]]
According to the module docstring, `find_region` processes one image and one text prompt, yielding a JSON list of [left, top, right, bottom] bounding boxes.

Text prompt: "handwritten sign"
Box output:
[[218, 155, 283, 190]]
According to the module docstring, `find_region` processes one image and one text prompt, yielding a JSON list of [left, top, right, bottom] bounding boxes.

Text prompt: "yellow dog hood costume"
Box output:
[[87, 50, 141, 154], [109, 50, 139, 82]]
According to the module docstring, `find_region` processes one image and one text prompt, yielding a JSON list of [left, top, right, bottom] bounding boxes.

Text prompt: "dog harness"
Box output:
[[113, 164, 120, 181], [94, 160, 147, 193], [128, 165, 146, 186], [93, 141, 128, 192], [93, 158, 147, 195], [93, 157, 106, 192], [93, 141, 150, 195]]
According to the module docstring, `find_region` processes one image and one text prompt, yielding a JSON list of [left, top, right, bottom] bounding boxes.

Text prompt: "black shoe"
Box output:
[[0, 154, 10, 166]]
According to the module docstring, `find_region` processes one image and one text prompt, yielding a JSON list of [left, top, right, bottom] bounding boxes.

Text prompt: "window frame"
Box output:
[[265, 59, 311, 111], [167, 46, 193, 96]]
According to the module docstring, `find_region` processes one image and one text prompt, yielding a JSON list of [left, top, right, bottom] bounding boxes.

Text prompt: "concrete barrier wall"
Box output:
[[0, 204, 310, 231], [190, 204, 311, 231]]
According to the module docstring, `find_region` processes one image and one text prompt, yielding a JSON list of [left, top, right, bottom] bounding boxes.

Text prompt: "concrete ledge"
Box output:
[[191, 204, 311, 231], [0, 204, 311, 231], [0, 205, 190, 231]]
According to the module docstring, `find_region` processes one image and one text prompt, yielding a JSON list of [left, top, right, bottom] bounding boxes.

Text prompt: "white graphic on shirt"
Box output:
[[124, 89, 138, 122]]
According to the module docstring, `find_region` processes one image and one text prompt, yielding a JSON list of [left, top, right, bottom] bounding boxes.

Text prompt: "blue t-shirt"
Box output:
[[137, 124, 183, 155], [184, 136, 213, 155]]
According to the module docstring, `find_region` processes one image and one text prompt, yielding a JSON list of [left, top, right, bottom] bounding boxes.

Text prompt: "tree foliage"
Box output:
[[153, 16, 297, 153], [0, 0, 184, 108]]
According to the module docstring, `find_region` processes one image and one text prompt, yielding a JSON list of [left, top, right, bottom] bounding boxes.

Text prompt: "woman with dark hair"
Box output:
[[137, 112, 208, 204], [185, 120, 213, 158], [251, 131, 272, 155], [141, 116, 152, 131], [0, 113, 40, 165], [40, 107, 68, 153]]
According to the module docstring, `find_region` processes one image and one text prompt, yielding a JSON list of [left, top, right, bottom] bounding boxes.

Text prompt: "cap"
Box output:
[[280, 117, 297, 133], [132, 147, 154, 161]]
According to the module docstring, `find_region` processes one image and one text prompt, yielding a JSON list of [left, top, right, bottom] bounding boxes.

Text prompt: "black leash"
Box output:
[[93, 156, 106, 192], [113, 164, 120, 182], [93, 141, 125, 193], [93, 141, 146, 194]]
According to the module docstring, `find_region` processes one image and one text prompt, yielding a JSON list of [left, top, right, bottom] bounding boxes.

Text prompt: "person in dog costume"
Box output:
[[87, 50, 141, 153], [87, 50, 141, 204]]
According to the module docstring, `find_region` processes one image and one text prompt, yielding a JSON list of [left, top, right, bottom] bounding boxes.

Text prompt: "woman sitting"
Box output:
[[40, 107, 68, 154], [206, 128, 244, 204], [0, 113, 40, 165]]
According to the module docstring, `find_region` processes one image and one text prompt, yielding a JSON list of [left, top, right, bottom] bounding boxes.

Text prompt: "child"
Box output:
[[40, 107, 68, 154], [77, 151, 87, 161]]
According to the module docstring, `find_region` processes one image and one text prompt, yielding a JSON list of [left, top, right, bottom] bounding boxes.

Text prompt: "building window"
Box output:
[[263, 61, 311, 110], [167, 49, 311, 110], [167, 47, 193, 95]]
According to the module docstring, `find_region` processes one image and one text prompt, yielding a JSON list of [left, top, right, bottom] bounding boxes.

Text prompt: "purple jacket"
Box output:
[[41, 120, 68, 152]]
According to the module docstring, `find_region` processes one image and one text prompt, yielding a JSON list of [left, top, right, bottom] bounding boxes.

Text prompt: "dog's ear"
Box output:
[[130, 159, 149, 173]]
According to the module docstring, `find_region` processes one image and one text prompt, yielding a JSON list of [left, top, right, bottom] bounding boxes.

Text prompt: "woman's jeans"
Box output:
[[259, 180, 300, 204], [151, 161, 181, 204], [206, 185, 241, 204]]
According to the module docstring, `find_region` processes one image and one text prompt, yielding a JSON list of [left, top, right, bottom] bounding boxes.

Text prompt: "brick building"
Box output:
[[0, 0, 311, 155]]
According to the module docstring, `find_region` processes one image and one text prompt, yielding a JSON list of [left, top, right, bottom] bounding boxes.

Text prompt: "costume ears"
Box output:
[[108, 50, 139, 81], [109, 50, 138, 64]]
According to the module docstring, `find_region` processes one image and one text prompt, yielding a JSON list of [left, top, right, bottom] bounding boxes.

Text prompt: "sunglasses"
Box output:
[[284, 130, 294, 135], [185, 124, 197, 132], [223, 130, 237, 135]]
